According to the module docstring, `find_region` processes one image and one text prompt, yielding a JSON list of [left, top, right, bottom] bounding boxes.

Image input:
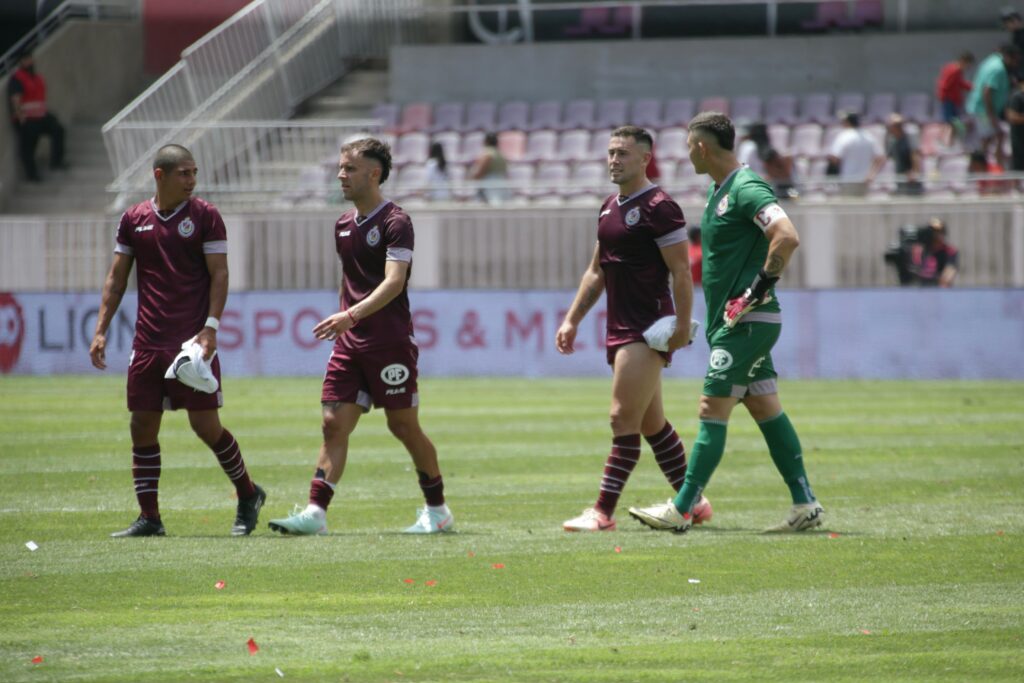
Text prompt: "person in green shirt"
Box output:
[[965, 44, 1021, 167], [629, 111, 825, 534]]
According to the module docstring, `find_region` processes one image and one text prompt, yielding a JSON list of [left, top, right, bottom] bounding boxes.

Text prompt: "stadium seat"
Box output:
[[899, 92, 934, 124], [864, 123, 886, 151], [432, 131, 462, 163], [394, 162, 428, 199], [497, 101, 530, 131], [936, 154, 969, 193], [768, 123, 791, 153], [566, 161, 606, 198], [508, 162, 536, 198], [864, 92, 897, 124], [662, 98, 696, 129], [498, 130, 527, 160], [765, 94, 798, 125], [790, 123, 824, 157], [799, 93, 833, 125], [463, 101, 498, 132], [431, 102, 464, 132], [371, 103, 400, 131], [822, 124, 843, 153], [917, 122, 946, 156], [654, 127, 688, 161], [557, 129, 592, 163], [698, 96, 730, 116], [528, 101, 563, 131], [399, 103, 432, 133], [731, 95, 763, 123], [392, 132, 430, 166], [835, 92, 865, 117], [527, 162, 571, 203], [458, 131, 485, 164], [588, 128, 613, 159], [522, 130, 560, 162], [595, 99, 629, 130], [631, 98, 663, 130], [801, 1, 848, 30], [563, 99, 596, 130]]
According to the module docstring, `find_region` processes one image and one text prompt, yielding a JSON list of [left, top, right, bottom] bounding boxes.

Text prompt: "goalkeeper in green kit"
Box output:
[[629, 111, 825, 533]]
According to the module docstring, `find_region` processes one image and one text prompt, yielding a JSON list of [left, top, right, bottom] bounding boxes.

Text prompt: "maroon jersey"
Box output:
[[115, 197, 227, 351], [334, 201, 414, 351], [597, 185, 687, 349]]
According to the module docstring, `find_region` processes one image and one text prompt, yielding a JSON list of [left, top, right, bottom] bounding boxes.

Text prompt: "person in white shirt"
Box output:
[[826, 112, 885, 196]]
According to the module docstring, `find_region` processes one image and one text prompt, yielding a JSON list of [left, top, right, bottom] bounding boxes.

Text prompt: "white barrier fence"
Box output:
[[2, 289, 1022, 379], [2, 200, 1023, 292]]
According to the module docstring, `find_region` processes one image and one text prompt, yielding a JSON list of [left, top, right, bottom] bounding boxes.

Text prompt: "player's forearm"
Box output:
[[671, 269, 693, 328], [207, 268, 228, 320], [94, 275, 127, 336], [565, 270, 604, 325], [763, 221, 800, 278]]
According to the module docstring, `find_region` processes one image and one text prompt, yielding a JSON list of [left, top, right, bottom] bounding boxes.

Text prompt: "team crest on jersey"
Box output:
[[709, 348, 734, 371], [366, 226, 381, 247], [715, 194, 730, 217], [624, 207, 641, 226], [178, 217, 195, 238]]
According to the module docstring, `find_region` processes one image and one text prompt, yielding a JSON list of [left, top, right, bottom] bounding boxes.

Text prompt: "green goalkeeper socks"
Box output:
[[673, 419, 728, 514], [758, 412, 816, 504]]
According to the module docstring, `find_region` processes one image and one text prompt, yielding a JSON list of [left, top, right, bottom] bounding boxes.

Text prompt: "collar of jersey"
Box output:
[[711, 166, 743, 199], [149, 198, 189, 221], [354, 200, 391, 225], [616, 183, 658, 206]]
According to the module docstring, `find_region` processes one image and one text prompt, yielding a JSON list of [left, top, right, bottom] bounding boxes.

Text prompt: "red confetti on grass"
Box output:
[[215, 581, 226, 590], [491, 563, 505, 569], [996, 530, 1005, 536], [403, 578, 415, 584], [31, 656, 43, 664], [425, 580, 437, 587], [829, 533, 840, 539], [860, 629, 872, 635], [614, 546, 622, 553], [467, 551, 475, 558], [247, 638, 259, 655]]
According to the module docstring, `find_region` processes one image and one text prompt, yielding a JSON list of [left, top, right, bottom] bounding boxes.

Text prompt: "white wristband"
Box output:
[[204, 316, 220, 331]]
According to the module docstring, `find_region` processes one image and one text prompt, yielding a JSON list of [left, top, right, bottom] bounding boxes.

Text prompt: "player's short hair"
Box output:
[[687, 112, 735, 151], [610, 125, 653, 150], [959, 51, 975, 63], [341, 137, 392, 184], [152, 144, 194, 172]]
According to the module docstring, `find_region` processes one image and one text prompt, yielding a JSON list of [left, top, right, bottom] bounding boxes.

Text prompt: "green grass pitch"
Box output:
[[1, 376, 1022, 682]]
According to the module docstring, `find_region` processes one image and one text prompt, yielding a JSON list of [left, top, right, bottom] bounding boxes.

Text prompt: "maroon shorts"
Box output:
[[606, 336, 672, 367], [127, 347, 224, 412], [321, 342, 419, 412]]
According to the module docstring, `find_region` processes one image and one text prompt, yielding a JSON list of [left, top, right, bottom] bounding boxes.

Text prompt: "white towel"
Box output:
[[164, 341, 219, 393], [642, 316, 701, 352]]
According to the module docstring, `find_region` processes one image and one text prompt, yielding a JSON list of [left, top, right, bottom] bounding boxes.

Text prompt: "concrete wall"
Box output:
[[0, 19, 146, 212], [390, 30, 1006, 103]]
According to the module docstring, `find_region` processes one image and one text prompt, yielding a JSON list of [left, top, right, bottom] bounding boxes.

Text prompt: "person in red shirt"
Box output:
[[935, 51, 975, 146], [687, 225, 702, 286], [6, 50, 65, 182]]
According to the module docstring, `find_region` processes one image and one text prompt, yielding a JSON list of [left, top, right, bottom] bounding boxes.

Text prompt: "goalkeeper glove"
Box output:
[[723, 269, 778, 328]]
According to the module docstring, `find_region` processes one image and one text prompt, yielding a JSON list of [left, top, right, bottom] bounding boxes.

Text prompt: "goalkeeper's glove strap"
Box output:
[[748, 269, 779, 302]]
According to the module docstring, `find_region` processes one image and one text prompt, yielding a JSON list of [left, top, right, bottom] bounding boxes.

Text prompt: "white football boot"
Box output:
[[403, 504, 454, 534], [268, 504, 328, 536], [628, 499, 693, 532], [764, 501, 825, 533], [563, 507, 616, 532]]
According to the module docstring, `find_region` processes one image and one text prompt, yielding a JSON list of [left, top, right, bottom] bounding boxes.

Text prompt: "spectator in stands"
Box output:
[[424, 141, 451, 201], [885, 114, 924, 195], [968, 149, 1011, 195], [935, 51, 974, 146], [1006, 78, 1024, 176], [1001, 8, 1024, 80], [826, 111, 884, 196], [646, 147, 661, 182], [469, 132, 509, 204], [737, 121, 797, 199], [6, 49, 66, 182], [965, 44, 1021, 167], [687, 225, 702, 286], [909, 218, 959, 287]]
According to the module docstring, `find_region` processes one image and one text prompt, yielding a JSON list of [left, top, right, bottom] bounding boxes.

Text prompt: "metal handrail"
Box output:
[[0, 0, 138, 76]]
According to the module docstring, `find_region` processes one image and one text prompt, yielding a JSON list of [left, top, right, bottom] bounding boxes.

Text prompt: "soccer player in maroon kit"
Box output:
[[557, 126, 712, 531], [268, 137, 453, 535], [89, 144, 266, 537]]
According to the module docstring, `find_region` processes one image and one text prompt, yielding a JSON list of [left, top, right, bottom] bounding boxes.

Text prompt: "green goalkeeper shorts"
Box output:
[[702, 322, 781, 399]]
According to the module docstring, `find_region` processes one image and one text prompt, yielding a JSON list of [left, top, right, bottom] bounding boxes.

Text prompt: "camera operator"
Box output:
[[886, 218, 959, 287]]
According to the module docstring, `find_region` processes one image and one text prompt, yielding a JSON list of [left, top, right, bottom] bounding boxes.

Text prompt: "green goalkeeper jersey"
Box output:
[[700, 166, 783, 336]]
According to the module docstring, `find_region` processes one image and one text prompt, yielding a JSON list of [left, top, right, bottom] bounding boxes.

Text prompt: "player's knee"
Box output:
[[608, 407, 640, 434], [386, 417, 415, 442]]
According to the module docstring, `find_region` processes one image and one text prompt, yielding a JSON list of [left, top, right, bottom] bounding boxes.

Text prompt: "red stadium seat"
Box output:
[[399, 103, 432, 133], [498, 130, 527, 160]]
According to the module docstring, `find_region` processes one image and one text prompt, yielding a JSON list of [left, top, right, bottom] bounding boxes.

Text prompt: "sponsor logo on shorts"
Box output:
[[385, 387, 407, 396], [715, 194, 730, 216], [624, 207, 641, 226], [709, 348, 733, 371], [178, 217, 195, 238], [366, 226, 381, 247], [0, 292, 25, 373], [380, 363, 409, 386]]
